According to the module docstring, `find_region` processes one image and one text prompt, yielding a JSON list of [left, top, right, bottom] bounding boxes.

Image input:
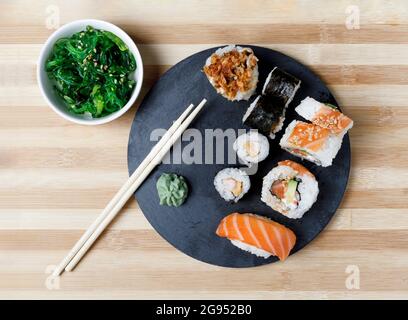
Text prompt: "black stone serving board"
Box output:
[[127, 45, 351, 268]]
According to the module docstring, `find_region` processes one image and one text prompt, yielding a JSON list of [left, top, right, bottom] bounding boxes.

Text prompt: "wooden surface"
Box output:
[[1, 0, 407, 299]]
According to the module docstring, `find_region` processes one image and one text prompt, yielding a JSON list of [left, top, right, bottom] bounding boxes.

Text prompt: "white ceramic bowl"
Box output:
[[37, 19, 143, 125]]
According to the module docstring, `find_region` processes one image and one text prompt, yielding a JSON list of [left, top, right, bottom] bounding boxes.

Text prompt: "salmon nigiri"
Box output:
[[216, 212, 296, 261]]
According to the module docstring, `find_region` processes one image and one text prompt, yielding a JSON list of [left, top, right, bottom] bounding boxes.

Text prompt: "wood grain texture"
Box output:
[[0, 0, 407, 299]]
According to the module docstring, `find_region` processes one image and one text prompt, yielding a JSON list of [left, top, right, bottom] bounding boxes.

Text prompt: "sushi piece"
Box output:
[[242, 67, 301, 138], [203, 45, 258, 101], [262, 67, 301, 106], [280, 120, 343, 167], [233, 131, 270, 166], [242, 95, 286, 138], [295, 97, 353, 138], [214, 168, 250, 202], [261, 160, 319, 219], [216, 212, 296, 261]]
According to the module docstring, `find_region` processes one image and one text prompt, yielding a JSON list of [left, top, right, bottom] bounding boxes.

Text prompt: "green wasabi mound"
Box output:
[[156, 173, 189, 207]]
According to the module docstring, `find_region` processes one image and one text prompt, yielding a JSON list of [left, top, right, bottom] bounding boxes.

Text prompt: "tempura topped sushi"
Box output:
[[203, 45, 259, 101]]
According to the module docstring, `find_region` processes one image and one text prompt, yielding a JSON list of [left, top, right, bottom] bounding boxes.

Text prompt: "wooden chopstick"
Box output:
[[60, 98, 207, 274], [52, 102, 199, 277]]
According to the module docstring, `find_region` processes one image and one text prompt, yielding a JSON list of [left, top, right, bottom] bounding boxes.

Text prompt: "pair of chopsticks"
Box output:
[[53, 98, 207, 276]]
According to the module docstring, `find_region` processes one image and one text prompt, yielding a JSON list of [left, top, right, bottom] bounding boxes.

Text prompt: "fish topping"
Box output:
[[271, 180, 287, 199], [288, 122, 330, 152], [203, 48, 258, 100], [278, 160, 315, 178], [312, 104, 353, 135], [222, 178, 243, 197]]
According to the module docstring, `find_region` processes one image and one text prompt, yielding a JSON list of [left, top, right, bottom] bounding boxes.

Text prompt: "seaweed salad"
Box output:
[[45, 26, 136, 118]]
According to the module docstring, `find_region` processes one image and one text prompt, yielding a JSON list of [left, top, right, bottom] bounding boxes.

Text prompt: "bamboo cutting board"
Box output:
[[0, 0, 407, 299]]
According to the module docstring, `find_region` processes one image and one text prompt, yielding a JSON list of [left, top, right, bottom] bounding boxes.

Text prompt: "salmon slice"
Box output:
[[278, 160, 315, 178], [271, 180, 287, 199], [313, 104, 353, 135], [216, 212, 296, 261], [287, 121, 330, 152]]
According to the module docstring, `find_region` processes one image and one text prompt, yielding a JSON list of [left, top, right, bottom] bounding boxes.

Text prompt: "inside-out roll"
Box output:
[[261, 160, 319, 219], [279, 120, 343, 167], [295, 96, 353, 139]]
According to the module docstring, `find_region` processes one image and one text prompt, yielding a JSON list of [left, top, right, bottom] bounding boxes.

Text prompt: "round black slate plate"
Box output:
[[127, 45, 350, 268]]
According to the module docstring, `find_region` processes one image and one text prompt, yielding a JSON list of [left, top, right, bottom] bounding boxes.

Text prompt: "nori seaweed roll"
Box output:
[[262, 67, 301, 106], [242, 67, 301, 139], [242, 95, 286, 138]]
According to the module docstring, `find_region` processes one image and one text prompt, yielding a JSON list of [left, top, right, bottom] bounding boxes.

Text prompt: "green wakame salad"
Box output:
[[46, 26, 136, 118]]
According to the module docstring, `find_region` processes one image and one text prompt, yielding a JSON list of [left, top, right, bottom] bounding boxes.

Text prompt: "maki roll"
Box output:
[[279, 120, 343, 167], [216, 212, 296, 261], [261, 160, 319, 219], [242, 67, 301, 138], [214, 168, 250, 202], [233, 131, 270, 167], [262, 67, 301, 105], [203, 45, 258, 101], [295, 96, 354, 138], [242, 95, 286, 138]]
